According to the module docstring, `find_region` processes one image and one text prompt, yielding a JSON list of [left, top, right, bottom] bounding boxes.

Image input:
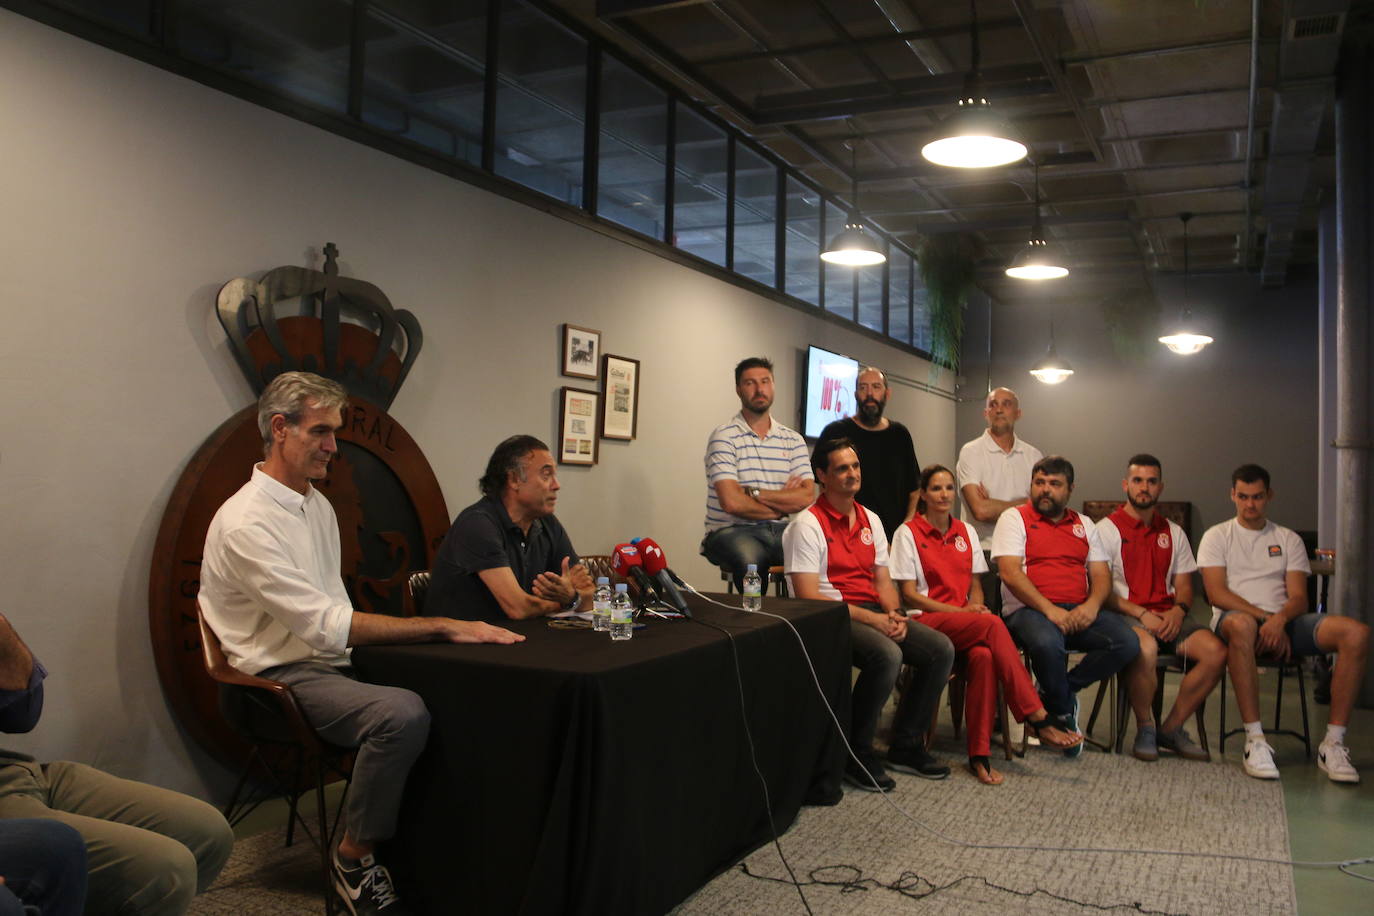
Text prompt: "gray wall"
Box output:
[[956, 270, 1320, 544], [0, 11, 954, 799]]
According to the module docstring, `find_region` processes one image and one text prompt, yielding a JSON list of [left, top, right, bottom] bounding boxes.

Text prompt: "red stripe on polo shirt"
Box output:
[[1107, 507, 1175, 612], [807, 499, 879, 605], [1019, 503, 1090, 605], [904, 516, 977, 606]]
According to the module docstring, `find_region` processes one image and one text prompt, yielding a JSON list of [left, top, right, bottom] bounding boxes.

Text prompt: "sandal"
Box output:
[[967, 756, 1004, 785], [1024, 715, 1084, 750]]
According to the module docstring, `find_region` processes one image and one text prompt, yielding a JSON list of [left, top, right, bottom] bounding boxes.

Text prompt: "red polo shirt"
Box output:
[[1019, 503, 1091, 605], [1106, 507, 1176, 613], [903, 515, 978, 606], [806, 498, 880, 604]]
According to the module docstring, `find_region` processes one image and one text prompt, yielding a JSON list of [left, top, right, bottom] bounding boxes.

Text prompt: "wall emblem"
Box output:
[[149, 244, 449, 773]]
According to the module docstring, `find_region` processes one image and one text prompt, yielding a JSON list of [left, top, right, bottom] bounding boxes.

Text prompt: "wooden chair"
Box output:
[[196, 606, 352, 915], [721, 565, 789, 597], [920, 665, 1015, 761]]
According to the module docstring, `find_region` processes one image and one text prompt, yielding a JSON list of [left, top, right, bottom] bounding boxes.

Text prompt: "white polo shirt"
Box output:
[[956, 430, 1043, 549], [1196, 518, 1309, 629]]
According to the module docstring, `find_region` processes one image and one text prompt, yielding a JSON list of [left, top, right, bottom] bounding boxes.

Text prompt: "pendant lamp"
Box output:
[[921, 0, 1027, 168], [821, 140, 886, 267], [1006, 162, 1068, 280], [1029, 318, 1074, 384], [1158, 212, 1214, 355]]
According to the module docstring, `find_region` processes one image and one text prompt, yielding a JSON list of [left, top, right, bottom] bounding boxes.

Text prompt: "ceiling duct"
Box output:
[[1259, 0, 1349, 288]]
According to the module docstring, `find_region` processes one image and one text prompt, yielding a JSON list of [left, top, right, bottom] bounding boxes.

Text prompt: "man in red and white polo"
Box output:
[[991, 455, 1138, 756], [783, 438, 954, 791], [1096, 454, 1224, 763]]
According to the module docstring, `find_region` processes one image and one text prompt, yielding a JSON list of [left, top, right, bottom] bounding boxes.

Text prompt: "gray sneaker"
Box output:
[[1132, 724, 1159, 761], [1159, 727, 1210, 761]]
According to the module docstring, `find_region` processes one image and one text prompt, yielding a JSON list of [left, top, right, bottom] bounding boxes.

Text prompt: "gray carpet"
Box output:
[[675, 739, 1297, 916], [189, 743, 1296, 916]]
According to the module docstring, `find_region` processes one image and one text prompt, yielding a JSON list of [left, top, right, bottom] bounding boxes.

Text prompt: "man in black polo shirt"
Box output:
[[427, 435, 593, 622]]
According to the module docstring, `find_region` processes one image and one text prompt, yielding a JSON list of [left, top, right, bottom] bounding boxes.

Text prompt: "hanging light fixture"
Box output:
[[1158, 212, 1214, 355], [821, 140, 886, 267], [921, 0, 1027, 169], [1006, 162, 1068, 280], [1029, 317, 1074, 384]]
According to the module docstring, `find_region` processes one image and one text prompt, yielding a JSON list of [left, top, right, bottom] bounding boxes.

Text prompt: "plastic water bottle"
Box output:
[[742, 564, 763, 611], [592, 577, 612, 632], [610, 583, 634, 640]]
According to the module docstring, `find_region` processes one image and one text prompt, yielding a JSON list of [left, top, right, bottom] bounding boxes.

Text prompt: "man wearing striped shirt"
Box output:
[[702, 357, 816, 594]]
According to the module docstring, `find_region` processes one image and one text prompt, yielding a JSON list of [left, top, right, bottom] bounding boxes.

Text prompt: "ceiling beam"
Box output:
[[692, 17, 1024, 66]]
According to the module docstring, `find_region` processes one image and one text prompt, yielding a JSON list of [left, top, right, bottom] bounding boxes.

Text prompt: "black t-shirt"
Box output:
[[816, 417, 920, 540], [426, 495, 579, 623]]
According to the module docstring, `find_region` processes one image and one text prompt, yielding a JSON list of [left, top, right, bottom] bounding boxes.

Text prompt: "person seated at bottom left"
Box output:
[[783, 437, 955, 792], [889, 465, 1083, 785], [426, 435, 593, 622]]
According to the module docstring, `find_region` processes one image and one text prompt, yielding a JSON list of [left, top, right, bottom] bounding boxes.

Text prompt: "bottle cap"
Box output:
[[596, 577, 609, 585], [614, 583, 628, 591], [746, 564, 758, 573]]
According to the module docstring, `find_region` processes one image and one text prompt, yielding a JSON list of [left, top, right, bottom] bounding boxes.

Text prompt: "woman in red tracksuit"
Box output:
[[889, 465, 1082, 784]]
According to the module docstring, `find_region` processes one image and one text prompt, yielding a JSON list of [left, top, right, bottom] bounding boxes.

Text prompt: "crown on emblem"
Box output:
[[215, 242, 422, 409]]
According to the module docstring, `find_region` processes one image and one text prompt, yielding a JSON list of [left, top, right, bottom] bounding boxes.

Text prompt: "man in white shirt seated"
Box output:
[[1198, 464, 1369, 783], [200, 372, 524, 915]]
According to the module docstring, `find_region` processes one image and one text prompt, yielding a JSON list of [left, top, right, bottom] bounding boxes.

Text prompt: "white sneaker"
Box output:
[[1317, 740, 1360, 784], [1243, 738, 1280, 779]]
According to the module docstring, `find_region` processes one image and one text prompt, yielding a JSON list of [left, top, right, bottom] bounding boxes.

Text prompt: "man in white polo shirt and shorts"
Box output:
[[1198, 464, 1369, 783]]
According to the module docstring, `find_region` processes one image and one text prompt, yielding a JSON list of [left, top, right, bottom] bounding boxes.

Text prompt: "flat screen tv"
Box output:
[[802, 345, 859, 438]]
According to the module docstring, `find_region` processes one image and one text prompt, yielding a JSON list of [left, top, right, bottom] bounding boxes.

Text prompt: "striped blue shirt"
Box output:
[[704, 413, 813, 533]]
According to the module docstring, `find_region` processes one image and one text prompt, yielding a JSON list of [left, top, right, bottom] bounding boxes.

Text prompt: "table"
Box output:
[[351, 594, 850, 915]]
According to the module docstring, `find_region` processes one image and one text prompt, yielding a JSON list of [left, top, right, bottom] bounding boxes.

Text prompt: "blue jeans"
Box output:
[[849, 614, 955, 753], [1003, 605, 1139, 717], [0, 818, 88, 916], [701, 522, 787, 594]]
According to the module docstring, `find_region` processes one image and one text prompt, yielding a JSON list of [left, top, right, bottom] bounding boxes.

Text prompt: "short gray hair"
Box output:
[[257, 371, 347, 455]]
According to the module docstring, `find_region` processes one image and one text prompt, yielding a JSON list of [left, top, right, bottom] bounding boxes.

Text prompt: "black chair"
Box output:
[[721, 565, 790, 597], [197, 606, 352, 915], [1103, 655, 1210, 755], [1219, 656, 1311, 758]]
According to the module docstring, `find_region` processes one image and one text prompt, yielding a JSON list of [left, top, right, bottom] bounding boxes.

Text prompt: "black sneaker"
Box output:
[[844, 753, 896, 792], [886, 743, 951, 780], [333, 847, 411, 915]]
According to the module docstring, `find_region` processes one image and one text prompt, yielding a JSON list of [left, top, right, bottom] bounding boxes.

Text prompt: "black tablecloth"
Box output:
[[351, 594, 850, 915]]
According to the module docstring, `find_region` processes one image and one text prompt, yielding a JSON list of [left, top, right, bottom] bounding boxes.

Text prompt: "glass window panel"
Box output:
[[50, 0, 153, 37], [734, 144, 776, 287], [887, 252, 912, 346], [913, 282, 934, 354], [824, 201, 854, 319], [360, 0, 487, 165], [493, 1, 586, 204], [784, 177, 820, 306], [177, 0, 354, 113], [857, 253, 886, 333], [672, 107, 728, 266], [596, 57, 667, 237]]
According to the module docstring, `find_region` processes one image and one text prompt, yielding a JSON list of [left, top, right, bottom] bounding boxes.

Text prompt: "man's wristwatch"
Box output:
[[564, 595, 583, 613], [746, 485, 761, 500]]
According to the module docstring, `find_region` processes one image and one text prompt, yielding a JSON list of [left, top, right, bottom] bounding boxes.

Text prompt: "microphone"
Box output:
[[632, 537, 691, 616], [611, 543, 657, 607]]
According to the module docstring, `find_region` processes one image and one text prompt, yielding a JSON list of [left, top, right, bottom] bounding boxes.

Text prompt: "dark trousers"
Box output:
[[1003, 604, 1139, 717]]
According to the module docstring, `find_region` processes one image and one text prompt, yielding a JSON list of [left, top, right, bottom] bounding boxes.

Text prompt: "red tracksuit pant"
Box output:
[[914, 610, 1042, 757]]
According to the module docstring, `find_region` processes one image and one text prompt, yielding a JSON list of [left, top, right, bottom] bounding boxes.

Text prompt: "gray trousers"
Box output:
[[261, 661, 429, 845], [0, 759, 233, 916], [849, 616, 955, 753]]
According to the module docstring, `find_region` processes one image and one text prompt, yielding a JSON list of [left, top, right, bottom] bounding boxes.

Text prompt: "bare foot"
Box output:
[[1026, 715, 1083, 750], [968, 757, 1004, 785]]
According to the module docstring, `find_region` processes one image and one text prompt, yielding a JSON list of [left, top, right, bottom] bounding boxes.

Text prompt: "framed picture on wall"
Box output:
[[600, 354, 640, 441], [562, 324, 601, 379], [558, 387, 600, 465]]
